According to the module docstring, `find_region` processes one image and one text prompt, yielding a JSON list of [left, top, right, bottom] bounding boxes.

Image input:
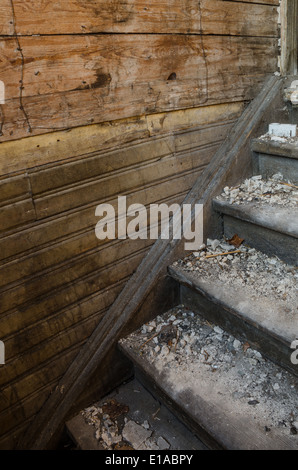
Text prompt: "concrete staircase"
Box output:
[[66, 129, 298, 450]]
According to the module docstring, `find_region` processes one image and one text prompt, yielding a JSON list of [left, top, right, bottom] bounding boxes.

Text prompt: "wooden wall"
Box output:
[[0, 0, 279, 142], [0, 0, 279, 448]]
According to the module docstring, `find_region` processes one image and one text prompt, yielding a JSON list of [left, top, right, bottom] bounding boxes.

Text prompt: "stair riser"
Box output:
[[289, 106, 298, 126], [179, 284, 298, 378], [223, 215, 298, 265], [254, 153, 298, 184]]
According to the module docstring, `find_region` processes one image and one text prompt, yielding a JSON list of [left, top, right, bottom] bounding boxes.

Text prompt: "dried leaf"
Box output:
[[243, 341, 250, 353], [158, 325, 178, 343], [101, 399, 129, 419], [248, 400, 259, 406], [203, 350, 209, 361], [227, 234, 244, 248], [114, 443, 134, 450]]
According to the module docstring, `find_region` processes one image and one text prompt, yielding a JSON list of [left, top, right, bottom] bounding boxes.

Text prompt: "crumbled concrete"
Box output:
[[285, 80, 298, 105], [217, 173, 298, 207], [122, 420, 152, 450], [172, 240, 297, 307], [120, 306, 298, 439], [81, 379, 206, 450], [258, 133, 298, 146], [157, 436, 170, 450]]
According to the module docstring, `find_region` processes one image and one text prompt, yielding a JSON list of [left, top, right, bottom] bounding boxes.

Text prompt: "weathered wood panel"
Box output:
[[0, 198, 35, 232], [2, 34, 277, 101], [0, 168, 204, 288], [280, 0, 298, 74], [32, 147, 213, 219], [0, 174, 31, 203], [0, 34, 277, 142], [0, 0, 279, 36], [0, 171, 194, 263], [2, 282, 124, 360], [0, 255, 136, 339], [0, 108, 239, 449], [0, 122, 234, 316], [0, 102, 243, 175]]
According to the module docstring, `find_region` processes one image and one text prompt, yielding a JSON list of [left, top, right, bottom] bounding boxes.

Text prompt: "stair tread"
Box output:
[[213, 175, 298, 264], [168, 245, 297, 346], [213, 199, 298, 239], [66, 378, 207, 450], [120, 307, 298, 450], [252, 137, 298, 160]]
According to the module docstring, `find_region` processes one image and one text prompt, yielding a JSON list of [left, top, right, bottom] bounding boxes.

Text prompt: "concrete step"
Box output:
[[66, 377, 207, 451], [213, 198, 298, 265], [119, 306, 298, 450], [252, 137, 298, 184], [167, 243, 298, 377], [213, 173, 298, 264]]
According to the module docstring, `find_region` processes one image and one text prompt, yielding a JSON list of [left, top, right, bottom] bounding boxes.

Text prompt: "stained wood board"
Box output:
[[0, 35, 277, 141], [0, 0, 279, 36]]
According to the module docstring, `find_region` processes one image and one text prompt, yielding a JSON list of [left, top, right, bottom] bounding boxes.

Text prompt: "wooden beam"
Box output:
[[16, 74, 282, 450], [280, 0, 298, 75]]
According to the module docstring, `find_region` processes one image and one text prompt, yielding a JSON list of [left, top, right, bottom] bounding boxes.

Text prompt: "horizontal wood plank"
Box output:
[[0, 256, 138, 339], [0, 256, 147, 405], [0, 344, 85, 426], [28, 137, 175, 196], [0, 168, 208, 287], [0, 35, 277, 142], [3, 284, 124, 362], [0, 199, 36, 233], [0, 0, 279, 36], [0, 173, 31, 204], [0, 166, 203, 263], [0, 102, 243, 175], [0, 314, 104, 393], [0, 237, 152, 314]]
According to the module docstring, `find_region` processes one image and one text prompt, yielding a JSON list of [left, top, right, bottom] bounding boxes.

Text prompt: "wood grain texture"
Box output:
[[280, 0, 298, 74], [0, 0, 279, 36], [0, 102, 243, 175], [0, 34, 277, 142]]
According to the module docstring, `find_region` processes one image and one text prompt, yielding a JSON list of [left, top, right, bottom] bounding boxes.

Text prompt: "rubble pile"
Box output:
[[258, 133, 298, 145], [216, 173, 298, 207], [172, 239, 297, 305], [82, 400, 169, 450], [81, 392, 181, 450], [121, 306, 298, 437]]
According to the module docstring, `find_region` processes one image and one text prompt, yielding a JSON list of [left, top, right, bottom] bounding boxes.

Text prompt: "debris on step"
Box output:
[[172, 239, 297, 306], [217, 174, 298, 207], [284, 80, 298, 106], [122, 420, 152, 450], [80, 379, 206, 450], [119, 306, 298, 449], [257, 131, 298, 145]]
